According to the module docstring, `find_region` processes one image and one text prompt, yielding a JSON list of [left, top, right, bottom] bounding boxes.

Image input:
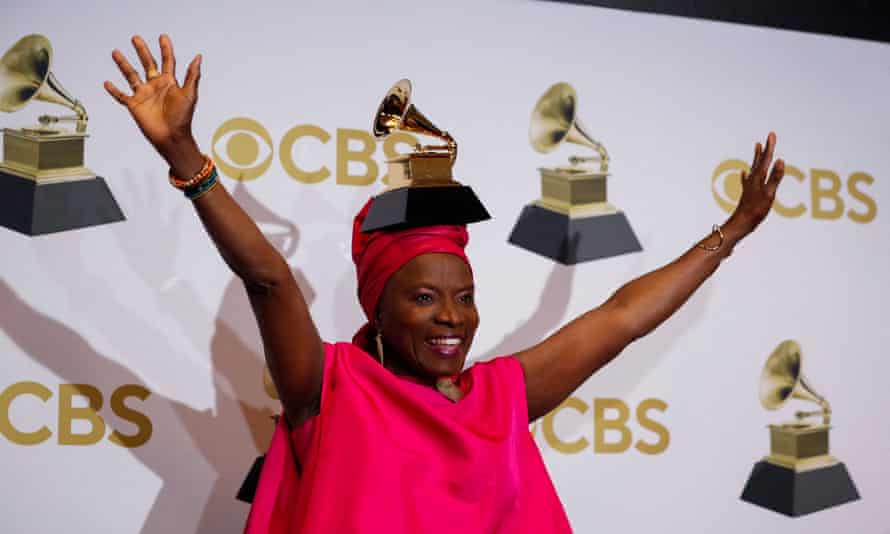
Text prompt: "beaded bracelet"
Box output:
[[184, 167, 219, 200], [169, 155, 215, 190]]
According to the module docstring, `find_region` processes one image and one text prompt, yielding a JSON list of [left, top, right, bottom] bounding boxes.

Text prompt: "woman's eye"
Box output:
[[459, 293, 474, 305], [415, 293, 433, 304]]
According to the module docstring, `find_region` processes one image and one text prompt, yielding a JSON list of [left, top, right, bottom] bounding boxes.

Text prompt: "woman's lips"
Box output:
[[425, 336, 463, 358]]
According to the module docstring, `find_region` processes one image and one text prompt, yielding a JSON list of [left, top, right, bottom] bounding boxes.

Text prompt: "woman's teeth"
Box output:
[[428, 337, 461, 346], [427, 337, 463, 357]]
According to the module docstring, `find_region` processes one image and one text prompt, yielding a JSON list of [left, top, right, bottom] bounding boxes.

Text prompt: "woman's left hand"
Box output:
[[726, 132, 785, 236]]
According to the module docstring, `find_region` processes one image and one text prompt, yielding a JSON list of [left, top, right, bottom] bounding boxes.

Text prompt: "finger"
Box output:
[[758, 132, 776, 180], [751, 142, 762, 170], [739, 169, 749, 182], [747, 142, 762, 187], [183, 54, 202, 99], [112, 49, 143, 89], [765, 158, 785, 197], [103, 80, 129, 105], [132, 35, 159, 78], [159, 34, 176, 76]]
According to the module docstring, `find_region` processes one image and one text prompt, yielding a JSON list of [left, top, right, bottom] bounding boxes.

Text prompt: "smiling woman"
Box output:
[[375, 253, 478, 384], [242, 205, 571, 531], [106, 33, 785, 534], [349, 202, 480, 399]]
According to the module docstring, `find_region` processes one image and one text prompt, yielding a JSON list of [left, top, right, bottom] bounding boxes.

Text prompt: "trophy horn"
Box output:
[[529, 82, 608, 171], [0, 34, 87, 132], [372, 79, 456, 161], [759, 340, 831, 424]]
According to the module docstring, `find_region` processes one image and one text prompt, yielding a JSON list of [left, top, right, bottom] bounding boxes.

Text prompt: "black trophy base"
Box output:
[[740, 461, 860, 517], [236, 455, 266, 503], [0, 171, 125, 236], [361, 185, 491, 232], [508, 204, 642, 265]]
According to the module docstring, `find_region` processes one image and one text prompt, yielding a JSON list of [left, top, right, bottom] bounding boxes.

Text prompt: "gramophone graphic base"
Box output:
[[508, 203, 641, 264], [0, 170, 125, 236], [741, 460, 860, 517], [236, 454, 266, 503], [361, 185, 490, 233]]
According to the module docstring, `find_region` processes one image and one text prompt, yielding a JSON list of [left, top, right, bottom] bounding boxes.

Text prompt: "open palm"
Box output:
[[105, 35, 201, 155]]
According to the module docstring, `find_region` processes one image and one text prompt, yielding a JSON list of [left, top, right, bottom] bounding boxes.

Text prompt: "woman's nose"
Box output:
[[435, 299, 463, 326]]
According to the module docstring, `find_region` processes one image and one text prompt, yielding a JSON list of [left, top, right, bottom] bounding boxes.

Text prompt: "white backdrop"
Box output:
[[2, 1, 888, 532]]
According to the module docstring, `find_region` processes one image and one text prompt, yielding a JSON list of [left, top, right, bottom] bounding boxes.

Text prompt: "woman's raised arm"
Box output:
[[105, 35, 323, 427], [517, 133, 785, 422]]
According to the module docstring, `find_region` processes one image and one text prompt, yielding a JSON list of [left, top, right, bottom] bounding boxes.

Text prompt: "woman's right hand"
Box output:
[[105, 34, 204, 177]]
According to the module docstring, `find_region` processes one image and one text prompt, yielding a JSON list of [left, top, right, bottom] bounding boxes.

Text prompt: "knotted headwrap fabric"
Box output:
[[351, 198, 471, 349]]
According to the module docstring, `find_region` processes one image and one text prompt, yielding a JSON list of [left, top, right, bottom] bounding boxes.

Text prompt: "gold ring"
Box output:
[[146, 68, 160, 80]]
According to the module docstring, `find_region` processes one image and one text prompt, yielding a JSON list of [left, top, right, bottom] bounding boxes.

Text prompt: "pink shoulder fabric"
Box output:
[[244, 342, 572, 533]]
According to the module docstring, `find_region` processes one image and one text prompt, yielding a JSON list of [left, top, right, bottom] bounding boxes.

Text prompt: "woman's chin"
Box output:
[[420, 354, 465, 377]]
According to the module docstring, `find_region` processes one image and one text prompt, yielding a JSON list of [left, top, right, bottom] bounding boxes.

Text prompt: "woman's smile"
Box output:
[[425, 335, 464, 358]]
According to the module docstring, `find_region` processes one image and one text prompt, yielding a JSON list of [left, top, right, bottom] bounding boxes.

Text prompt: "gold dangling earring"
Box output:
[[375, 331, 385, 366]]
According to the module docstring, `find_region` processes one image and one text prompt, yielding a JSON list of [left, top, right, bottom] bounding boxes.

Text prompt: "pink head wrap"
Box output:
[[351, 198, 471, 348]]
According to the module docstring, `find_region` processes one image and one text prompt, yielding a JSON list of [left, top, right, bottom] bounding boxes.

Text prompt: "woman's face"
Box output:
[[376, 252, 479, 380]]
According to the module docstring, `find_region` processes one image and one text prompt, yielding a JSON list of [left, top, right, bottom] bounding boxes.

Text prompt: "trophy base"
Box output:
[[2, 127, 88, 177], [0, 170, 125, 236], [508, 203, 641, 264], [361, 185, 491, 232], [236, 455, 266, 503], [740, 460, 860, 517]]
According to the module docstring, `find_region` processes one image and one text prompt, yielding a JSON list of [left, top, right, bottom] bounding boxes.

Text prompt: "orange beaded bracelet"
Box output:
[[169, 155, 215, 190]]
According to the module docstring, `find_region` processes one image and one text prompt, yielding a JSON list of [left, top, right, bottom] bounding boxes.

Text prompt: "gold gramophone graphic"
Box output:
[[508, 82, 640, 264], [0, 34, 124, 236], [740, 340, 859, 516], [361, 79, 489, 232]]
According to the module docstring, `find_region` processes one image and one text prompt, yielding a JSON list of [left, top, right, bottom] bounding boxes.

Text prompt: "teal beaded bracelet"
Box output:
[[184, 167, 219, 200]]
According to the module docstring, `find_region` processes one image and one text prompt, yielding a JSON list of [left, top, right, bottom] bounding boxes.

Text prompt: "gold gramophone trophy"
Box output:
[[361, 79, 489, 232], [508, 82, 640, 264], [0, 34, 124, 236], [740, 340, 859, 516]]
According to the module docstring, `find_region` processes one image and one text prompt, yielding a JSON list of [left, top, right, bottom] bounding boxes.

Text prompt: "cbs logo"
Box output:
[[0, 382, 152, 447], [712, 159, 877, 223], [530, 397, 669, 455], [211, 117, 419, 184]]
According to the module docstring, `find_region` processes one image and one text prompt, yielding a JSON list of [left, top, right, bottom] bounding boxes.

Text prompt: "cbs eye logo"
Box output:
[[211, 117, 419, 185], [712, 159, 877, 223], [211, 118, 275, 181]]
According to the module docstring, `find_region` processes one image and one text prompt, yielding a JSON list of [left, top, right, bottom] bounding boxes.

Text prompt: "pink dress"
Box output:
[[244, 342, 572, 533]]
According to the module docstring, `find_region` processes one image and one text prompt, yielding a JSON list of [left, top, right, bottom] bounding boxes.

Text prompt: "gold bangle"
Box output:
[[698, 224, 724, 252]]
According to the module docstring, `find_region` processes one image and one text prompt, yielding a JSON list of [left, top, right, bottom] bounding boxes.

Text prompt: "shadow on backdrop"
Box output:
[[480, 262, 576, 361], [1, 178, 311, 534]]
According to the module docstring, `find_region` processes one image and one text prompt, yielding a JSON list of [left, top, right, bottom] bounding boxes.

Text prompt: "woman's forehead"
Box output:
[[392, 253, 473, 287]]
